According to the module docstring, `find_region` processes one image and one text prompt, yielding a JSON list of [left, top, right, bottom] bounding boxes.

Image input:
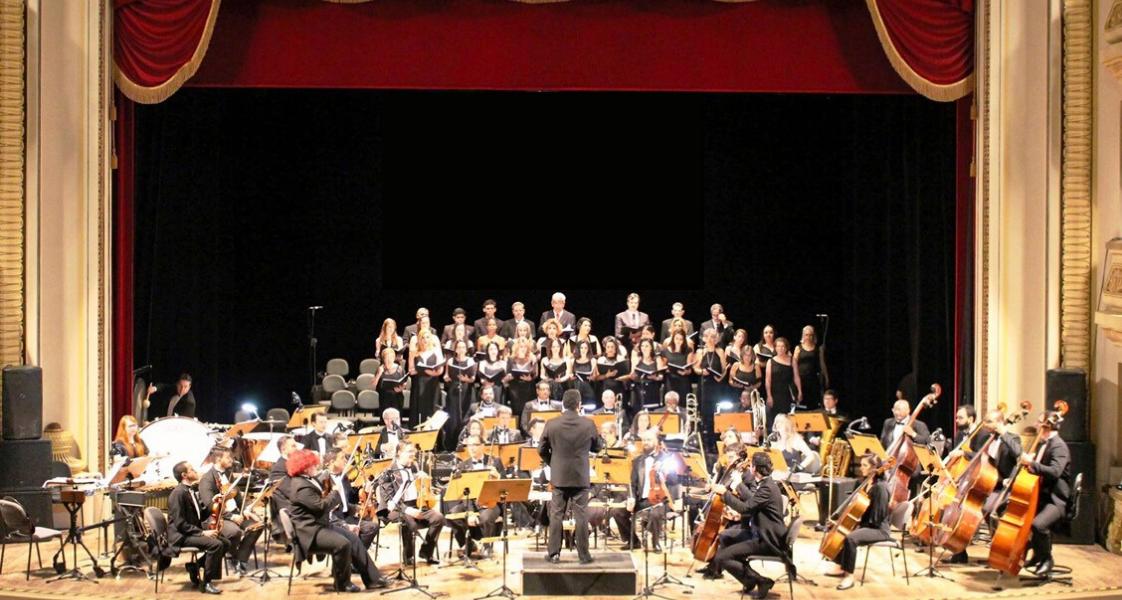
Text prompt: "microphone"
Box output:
[[291, 391, 303, 406]]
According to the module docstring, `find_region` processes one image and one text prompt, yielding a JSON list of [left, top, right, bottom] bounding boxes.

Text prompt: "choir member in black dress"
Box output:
[[694, 329, 728, 438], [443, 339, 478, 451], [630, 338, 665, 414], [753, 325, 777, 369], [167, 461, 227, 594], [699, 303, 735, 348], [592, 336, 629, 406], [443, 321, 473, 355], [660, 302, 694, 342], [408, 326, 444, 428], [373, 347, 408, 412], [628, 325, 663, 366], [538, 318, 569, 357], [508, 321, 537, 356], [663, 330, 695, 404], [765, 337, 800, 430], [540, 337, 573, 400], [662, 317, 696, 351], [476, 319, 507, 362], [571, 339, 597, 405], [539, 291, 576, 333], [729, 345, 761, 395], [473, 299, 502, 342], [793, 325, 828, 409], [499, 301, 536, 339], [477, 340, 508, 407], [569, 317, 602, 357], [504, 339, 537, 419], [375, 318, 405, 364], [727, 329, 750, 366], [827, 453, 892, 591]]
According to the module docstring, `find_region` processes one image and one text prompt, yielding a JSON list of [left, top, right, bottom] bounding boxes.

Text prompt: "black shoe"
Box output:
[[403, 557, 415, 567], [1024, 554, 1042, 569], [739, 580, 756, 594], [547, 554, 561, 564], [751, 578, 774, 599], [186, 562, 200, 587], [336, 582, 362, 593], [234, 561, 249, 576], [579, 556, 595, 565], [701, 569, 723, 580], [948, 552, 969, 564], [366, 578, 390, 590], [424, 552, 441, 566], [201, 582, 222, 595], [621, 539, 642, 551], [1034, 558, 1054, 578]]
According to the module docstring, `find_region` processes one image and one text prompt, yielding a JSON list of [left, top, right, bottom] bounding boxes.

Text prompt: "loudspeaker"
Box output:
[[816, 477, 859, 524], [1046, 368, 1088, 442], [2, 365, 43, 440], [0, 439, 53, 488], [1056, 441, 1096, 544], [0, 488, 54, 530]]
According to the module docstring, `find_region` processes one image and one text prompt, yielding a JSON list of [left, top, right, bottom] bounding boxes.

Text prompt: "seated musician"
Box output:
[[1019, 411, 1072, 577], [825, 452, 892, 591], [521, 382, 561, 434], [285, 449, 366, 593], [197, 447, 263, 576], [321, 450, 388, 589], [945, 407, 1022, 564], [947, 405, 984, 458], [623, 429, 679, 552], [302, 412, 333, 455], [512, 419, 548, 529], [375, 408, 407, 458], [487, 405, 523, 445], [710, 452, 789, 599], [808, 390, 845, 453], [879, 399, 931, 448], [594, 390, 628, 432], [376, 442, 445, 565], [269, 435, 298, 544], [822, 389, 843, 417], [109, 415, 149, 465], [658, 391, 686, 423], [588, 421, 635, 544], [167, 461, 228, 595], [699, 442, 758, 580], [734, 390, 755, 413], [446, 435, 504, 559], [625, 410, 653, 443], [772, 414, 820, 480], [468, 385, 501, 418], [457, 418, 487, 450]]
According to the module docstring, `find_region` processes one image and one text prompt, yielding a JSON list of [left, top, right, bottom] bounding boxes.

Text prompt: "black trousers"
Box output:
[[219, 519, 263, 562], [388, 508, 444, 558], [632, 500, 668, 545], [706, 524, 755, 574], [181, 534, 229, 583], [547, 487, 591, 560], [308, 527, 353, 590], [330, 523, 382, 586], [835, 527, 891, 573], [448, 505, 501, 547], [589, 506, 632, 542], [720, 539, 776, 588], [1030, 502, 1064, 563]]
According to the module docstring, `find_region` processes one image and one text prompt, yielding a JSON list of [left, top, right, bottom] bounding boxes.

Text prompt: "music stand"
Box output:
[[591, 455, 632, 486], [650, 413, 681, 435], [473, 479, 531, 600], [910, 445, 953, 581], [443, 469, 492, 570], [744, 446, 789, 472], [287, 405, 326, 429], [791, 412, 829, 435], [588, 413, 621, 431], [225, 420, 259, 440], [517, 447, 542, 473], [245, 479, 286, 584], [846, 433, 888, 460], [405, 430, 440, 452], [714, 413, 751, 435], [530, 410, 562, 425], [481, 417, 502, 439], [489, 443, 525, 474]]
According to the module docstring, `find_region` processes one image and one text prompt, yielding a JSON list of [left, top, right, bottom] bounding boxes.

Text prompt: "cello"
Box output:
[[987, 401, 1068, 576], [819, 456, 896, 561], [884, 384, 941, 509], [691, 453, 748, 561]]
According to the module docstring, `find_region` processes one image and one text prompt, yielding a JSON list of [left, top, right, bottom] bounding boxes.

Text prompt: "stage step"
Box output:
[[521, 551, 637, 595]]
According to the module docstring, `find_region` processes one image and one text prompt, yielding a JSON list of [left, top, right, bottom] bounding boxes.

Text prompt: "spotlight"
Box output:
[[717, 401, 734, 413], [241, 402, 260, 419]]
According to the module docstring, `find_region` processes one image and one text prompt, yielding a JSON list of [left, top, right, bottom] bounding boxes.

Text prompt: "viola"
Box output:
[[884, 384, 941, 509]]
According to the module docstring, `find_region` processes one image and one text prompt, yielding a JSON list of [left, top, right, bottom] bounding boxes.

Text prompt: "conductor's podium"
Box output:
[[521, 551, 637, 595]]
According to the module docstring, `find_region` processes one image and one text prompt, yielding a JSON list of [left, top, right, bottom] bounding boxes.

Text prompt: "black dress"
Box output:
[[477, 359, 508, 407], [768, 359, 796, 431], [506, 358, 537, 419], [633, 359, 663, 415], [663, 350, 693, 404], [411, 349, 443, 428], [444, 357, 477, 451], [595, 357, 629, 404], [542, 359, 570, 400], [572, 358, 596, 405], [796, 345, 823, 408], [698, 349, 725, 435], [377, 364, 409, 413], [729, 362, 759, 391]]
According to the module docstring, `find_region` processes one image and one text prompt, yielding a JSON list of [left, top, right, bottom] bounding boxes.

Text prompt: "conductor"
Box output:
[[539, 389, 602, 564]]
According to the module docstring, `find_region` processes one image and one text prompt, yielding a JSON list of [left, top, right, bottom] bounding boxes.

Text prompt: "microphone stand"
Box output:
[[632, 504, 674, 600], [649, 499, 691, 591], [307, 306, 321, 394]]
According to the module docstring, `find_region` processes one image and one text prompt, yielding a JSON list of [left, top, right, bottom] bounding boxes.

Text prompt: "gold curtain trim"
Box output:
[[113, 0, 221, 105], [865, 0, 974, 102]]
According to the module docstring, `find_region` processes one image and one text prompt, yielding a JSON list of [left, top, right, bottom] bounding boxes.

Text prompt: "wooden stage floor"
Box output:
[[2, 523, 1121, 600]]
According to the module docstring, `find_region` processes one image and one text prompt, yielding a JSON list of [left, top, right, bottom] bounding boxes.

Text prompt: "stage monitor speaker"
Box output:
[[0, 439, 52, 488], [3, 365, 43, 440], [0, 487, 54, 530], [1046, 368, 1088, 442]]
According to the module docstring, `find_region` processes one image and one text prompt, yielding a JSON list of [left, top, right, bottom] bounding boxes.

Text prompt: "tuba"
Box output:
[[824, 437, 852, 478]]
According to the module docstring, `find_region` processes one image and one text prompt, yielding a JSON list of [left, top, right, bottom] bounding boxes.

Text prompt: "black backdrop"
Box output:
[[134, 89, 957, 432]]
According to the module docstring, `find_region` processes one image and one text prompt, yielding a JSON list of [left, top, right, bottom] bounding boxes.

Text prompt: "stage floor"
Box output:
[[1, 523, 1121, 600]]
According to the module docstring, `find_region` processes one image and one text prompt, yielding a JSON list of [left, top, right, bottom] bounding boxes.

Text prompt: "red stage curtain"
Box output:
[[865, 0, 974, 101], [113, 0, 221, 104], [112, 90, 136, 426]]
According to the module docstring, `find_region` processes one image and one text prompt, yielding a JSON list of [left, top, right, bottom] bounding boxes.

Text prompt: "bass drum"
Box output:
[[139, 416, 217, 482]]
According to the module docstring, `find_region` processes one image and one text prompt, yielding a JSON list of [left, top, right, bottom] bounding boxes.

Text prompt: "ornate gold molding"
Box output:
[[0, 0, 26, 422], [976, 0, 992, 412]]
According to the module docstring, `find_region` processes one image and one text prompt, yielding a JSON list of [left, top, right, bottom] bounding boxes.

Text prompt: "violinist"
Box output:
[[376, 442, 445, 566], [623, 429, 677, 552], [1018, 410, 1072, 578], [825, 452, 892, 591], [167, 461, 227, 594], [197, 448, 263, 576], [322, 450, 388, 589], [285, 449, 364, 593], [487, 405, 523, 445], [446, 436, 503, 560]]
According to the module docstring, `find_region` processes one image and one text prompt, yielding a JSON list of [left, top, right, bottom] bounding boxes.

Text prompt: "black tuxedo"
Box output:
[[521, 399, 561, 434], [499, 318, 536, 339], [1028, 434, 1073, 564], [167, 483, 228, 583], [375, 464, 445, 560], [301, 430, 332, 455], [287, 475, 353, 589], [374, 423, 407, 458], [167, 389, 197, 418], [715, 476, 792, 588], [539, 310, 576, 332], [628, 450, 681, 546], [539, 410, 602, 560], [614, 311, 651, 339], [324, 473, 382, 584], [660, 318, 695, 342], [268, 457, 291, 538], [446, 457, 503, 550], [197, 467, 262, 563], [879, 417, 931, 448]]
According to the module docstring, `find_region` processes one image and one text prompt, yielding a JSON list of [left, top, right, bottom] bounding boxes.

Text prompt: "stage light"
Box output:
[[717, 401, 734, 413], [241, 402, 260, 419]]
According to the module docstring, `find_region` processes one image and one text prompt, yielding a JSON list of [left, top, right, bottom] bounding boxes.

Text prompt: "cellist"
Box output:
[[825, 452, 892, 591], [879, 399, 931, 497], [1017, 410, 1072, 578], [698, 442, 757, 581]]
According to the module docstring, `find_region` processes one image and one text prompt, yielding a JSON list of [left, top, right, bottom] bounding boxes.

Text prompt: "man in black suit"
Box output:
[[499, 301, 536, 339], [446, 436, 504, 559], [402, 307, 437, 348], [1021, 411, 1072, 577], [614, 292, 651, 340], [197, 448, 263, 576], [376, 442, 445, 565], [147, 373, 197, 419], [268, 435, 297, 542], [659, 302, 695, 342], [539, 292, 576, 333], [285, 449, 363, 593], [441, 307, 475, 345], [321, 450, 388, 589], [301, 412, 333, 455], [374, 408, 407, 458], [539, 390, 602, 564], [699, 304, 735, 348], [167, 461, 227, 595], [879, 400, 931, 449], [474, 299, 503, 340], [521, 382, 561, 434], [712, 452, 789, 599], [656, 391, 687, 426], [594, 390, 628, 434], [624, 429, 678, 553]]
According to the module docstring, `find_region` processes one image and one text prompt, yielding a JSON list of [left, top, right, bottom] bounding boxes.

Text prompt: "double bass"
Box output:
[[819, 457, 896, 560], [987, 401, 1068, 576], [884, 384, 941, 509], [691, 453, 748, 561]]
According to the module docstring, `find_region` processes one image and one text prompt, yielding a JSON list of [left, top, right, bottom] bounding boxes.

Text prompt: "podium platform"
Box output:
[[521, 551, 637, 596]]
